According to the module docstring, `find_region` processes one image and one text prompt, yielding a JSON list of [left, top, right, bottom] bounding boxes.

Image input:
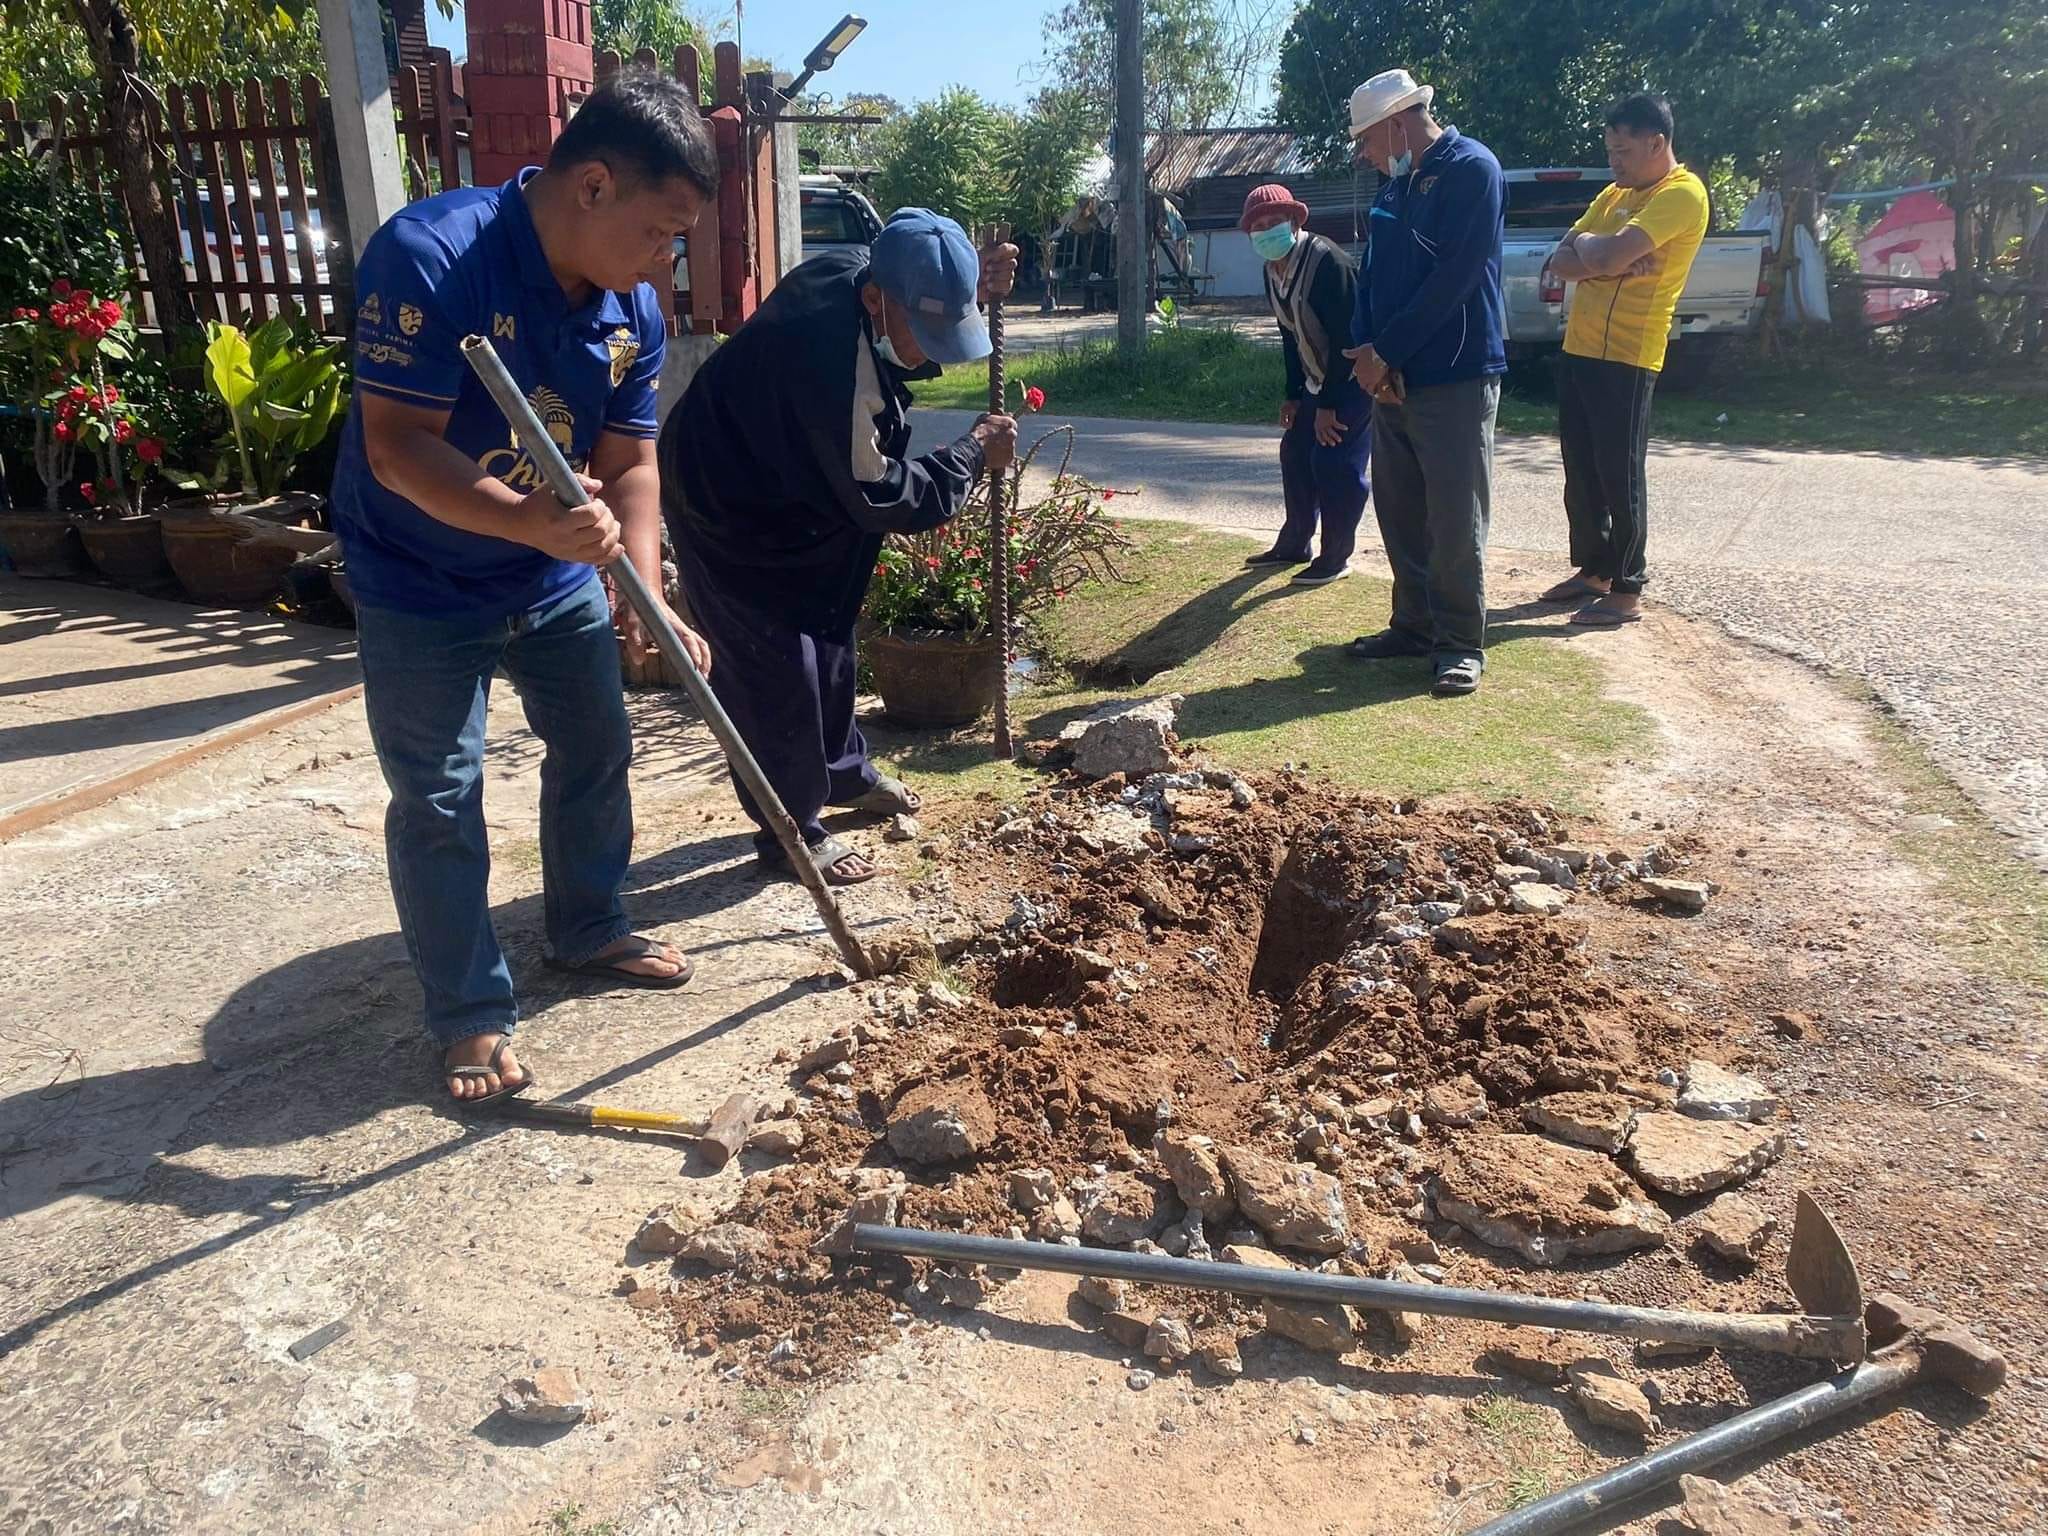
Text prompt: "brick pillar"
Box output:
[[463, 0, 593, 186]]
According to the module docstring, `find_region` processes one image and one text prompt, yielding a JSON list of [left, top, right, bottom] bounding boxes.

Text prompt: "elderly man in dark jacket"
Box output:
[[660, 209, 1017, 885], [1239, 182, 1370, 587]]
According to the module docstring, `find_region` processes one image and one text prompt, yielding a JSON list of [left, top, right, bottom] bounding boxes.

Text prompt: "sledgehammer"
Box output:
[[460, 335, 875, 979], [1468, 1292, 2005, 1536]]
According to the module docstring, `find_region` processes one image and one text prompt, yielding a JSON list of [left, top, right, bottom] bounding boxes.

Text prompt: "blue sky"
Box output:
[[429, 2, 1065, 108]]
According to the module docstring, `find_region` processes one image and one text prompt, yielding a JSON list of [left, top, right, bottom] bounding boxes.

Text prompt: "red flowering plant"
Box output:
[[865, 422, 1132, 636], [0, 281, 162, 515]]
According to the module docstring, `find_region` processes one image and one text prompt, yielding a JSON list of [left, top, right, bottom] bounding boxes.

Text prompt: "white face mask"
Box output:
[[872, 307, 909, 371], [1387, 120, 1414, 179]]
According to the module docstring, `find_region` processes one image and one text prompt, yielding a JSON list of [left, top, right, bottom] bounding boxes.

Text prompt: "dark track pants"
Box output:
[[1276, 390, 1373, 569], [674, 549, 878, 853], [1558, 352, 1658, 595]]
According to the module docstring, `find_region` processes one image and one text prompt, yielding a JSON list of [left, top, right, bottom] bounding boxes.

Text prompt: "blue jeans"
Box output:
[[356, 574, 635, 1047]]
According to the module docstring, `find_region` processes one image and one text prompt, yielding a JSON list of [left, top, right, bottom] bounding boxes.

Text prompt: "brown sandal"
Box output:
[[446, 1036, 535, 1106]]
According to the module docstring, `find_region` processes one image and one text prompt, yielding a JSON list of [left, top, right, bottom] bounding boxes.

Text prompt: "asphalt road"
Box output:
[[915, 407, 2048, 870]]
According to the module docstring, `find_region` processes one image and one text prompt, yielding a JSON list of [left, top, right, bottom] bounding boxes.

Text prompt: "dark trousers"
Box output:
[[1276, 389, 1373, 569], [1558, 352, 1657, 595], [1370, 376, 1499, 667], [675, 548, 878, 852]]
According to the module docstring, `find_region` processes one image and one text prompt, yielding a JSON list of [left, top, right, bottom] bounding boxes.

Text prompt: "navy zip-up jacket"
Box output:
[[1353, 128, 1507, 391], [660, 250, 986, 634]]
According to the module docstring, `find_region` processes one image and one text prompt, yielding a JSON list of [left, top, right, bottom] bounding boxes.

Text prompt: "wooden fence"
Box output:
[[0, 50, 467, 336]]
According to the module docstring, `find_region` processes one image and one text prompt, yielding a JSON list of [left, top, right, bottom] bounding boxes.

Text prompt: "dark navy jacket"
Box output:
[[660, 250, 986, 635], [1353, 128, 1508, 390]]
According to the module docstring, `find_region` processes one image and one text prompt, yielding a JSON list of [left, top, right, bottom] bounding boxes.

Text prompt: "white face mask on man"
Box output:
[[1387, 117, 1415, 179], [872, 308, 909, 371]]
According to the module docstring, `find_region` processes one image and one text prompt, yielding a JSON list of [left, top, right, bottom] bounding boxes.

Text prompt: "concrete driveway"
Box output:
[[917, 408, 2048, 870]]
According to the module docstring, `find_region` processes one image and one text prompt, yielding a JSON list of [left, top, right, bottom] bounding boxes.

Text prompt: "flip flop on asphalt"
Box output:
[[445, 1035, 535, 1107], [544, 934, 694, 990], [846, 775, 921, 817], [759, 833, 880, 887], [1540, 575, 1610, 603], [1432, 658, 1483, 696], [1570, 599, 1644, 627]]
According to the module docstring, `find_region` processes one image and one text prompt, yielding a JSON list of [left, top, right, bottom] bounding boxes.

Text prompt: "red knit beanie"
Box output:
[[1240, 183, 1310, 232]]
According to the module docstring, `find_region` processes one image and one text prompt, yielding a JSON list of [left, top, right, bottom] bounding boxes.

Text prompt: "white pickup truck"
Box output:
[[1502, 168, 1770, 389]]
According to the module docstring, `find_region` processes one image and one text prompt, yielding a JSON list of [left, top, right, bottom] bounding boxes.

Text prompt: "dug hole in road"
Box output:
[[0, 579, 2042, 1536]]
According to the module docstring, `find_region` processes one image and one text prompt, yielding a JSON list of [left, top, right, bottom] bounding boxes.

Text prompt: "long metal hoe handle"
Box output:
[[459, 335, 874, 979], [985, 225, 1014, 760]]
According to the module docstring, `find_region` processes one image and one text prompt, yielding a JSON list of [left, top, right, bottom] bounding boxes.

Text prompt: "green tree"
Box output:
[[870, 87, 1007, 229], [1035, 0, 1276, 136], [997, 89, 1096, 280], [593, 0, 710, 63], [797, 91, 901, 170]]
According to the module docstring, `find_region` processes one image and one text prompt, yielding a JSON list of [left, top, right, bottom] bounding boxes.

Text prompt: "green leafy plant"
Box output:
[[171, 316, 346, 501], [0, 151, 130, 317], [0, 280, 163, 513], [865, 424, 1131, 635]]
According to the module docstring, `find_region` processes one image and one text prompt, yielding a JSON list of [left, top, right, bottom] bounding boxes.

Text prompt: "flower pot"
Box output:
[[0, 509, 90, 579], [863, 627, 1004, 728], [76, 513, 172, 587], [160, 506, 301, 608]]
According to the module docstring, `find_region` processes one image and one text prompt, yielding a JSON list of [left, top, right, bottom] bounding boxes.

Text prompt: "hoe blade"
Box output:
[[1786, 1191, 1863, 1321]]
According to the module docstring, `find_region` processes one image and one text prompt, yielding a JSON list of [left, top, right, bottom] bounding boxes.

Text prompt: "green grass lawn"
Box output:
[[913, 326, 2048, 461], [864, 519, 1652, 809]]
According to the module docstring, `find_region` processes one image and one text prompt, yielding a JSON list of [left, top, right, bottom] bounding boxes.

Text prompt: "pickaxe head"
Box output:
[[1786, 1191, 1864, 1321], [1866, 1291, 2007, 1399]]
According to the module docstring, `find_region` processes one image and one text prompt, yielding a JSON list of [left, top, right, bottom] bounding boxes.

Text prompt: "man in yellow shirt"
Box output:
[[1540, 94, 1709, 626]]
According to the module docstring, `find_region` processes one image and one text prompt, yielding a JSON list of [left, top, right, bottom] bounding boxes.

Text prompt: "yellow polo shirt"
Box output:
[[1563, 166, 1710, 372]]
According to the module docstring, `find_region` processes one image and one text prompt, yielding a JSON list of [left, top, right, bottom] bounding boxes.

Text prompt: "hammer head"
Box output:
[[1866, 1291, 2007, 1399]]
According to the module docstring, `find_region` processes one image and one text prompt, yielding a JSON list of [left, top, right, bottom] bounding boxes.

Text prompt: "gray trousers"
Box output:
[[1370, 376, 1499, 668]]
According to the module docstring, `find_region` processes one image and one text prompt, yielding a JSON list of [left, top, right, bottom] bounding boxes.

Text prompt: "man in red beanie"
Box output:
[[1240, 183, 1371, 586]]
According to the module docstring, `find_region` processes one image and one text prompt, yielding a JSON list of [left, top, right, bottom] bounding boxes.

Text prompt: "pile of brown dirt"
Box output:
[[655, 771, 1709, 1377]]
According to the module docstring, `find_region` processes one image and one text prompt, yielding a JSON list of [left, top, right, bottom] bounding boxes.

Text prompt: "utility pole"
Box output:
[[1114, 0, 1145, 365], [315, 0, 409, 265]]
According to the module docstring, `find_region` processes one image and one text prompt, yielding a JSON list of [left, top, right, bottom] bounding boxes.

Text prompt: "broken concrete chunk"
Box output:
[[997, 1025, 1048, 1048], [1076, 1172, 1179, 1245], [1007, 1168, 1057, 1214], [1567, 1359, 1655, 1438], [1100, 1309, 1156, 1350], [884, 813, 921, 843], [1523, 1092, 1638, 1154], [1627, 1113, 1784, 1197], [1195, 1332, 1245, 1379], [1421, 1074, 1490, 1129], [1508, 883, 1572, 917], [1477, 1337, 1576, 1388], [1221, 1146, 1349, 1254], [634, 1201, 712, 1255], [1494, 863, 1543, 885], [1223, 1244, 1359, 1354], [1640, 876, 1710, 913], [798, 1034, 857, 1072], [1693, 1194, 1777, 1268], [1435, 1134, 1670, 1265], [1070, 946, 1119, 981], [1375, 1263, 1430, 1348], [1031, 1195, 1083, 1243], [1544, 844, 1591, 872], [885, 1081, 997, 1165], [1157, 1130, 1236, 1222], [498, 1367, 588, 1426], [1075, 1274, 1130, 1313], [1145, 1316, 1195, 1362], [747, 1121, 806, 1157], [1678, 1061, 1782, 1124], [677, 1223, 770, 1272], [1058, 695, 1185, 779], [1676, 1474, 1808, 1536]]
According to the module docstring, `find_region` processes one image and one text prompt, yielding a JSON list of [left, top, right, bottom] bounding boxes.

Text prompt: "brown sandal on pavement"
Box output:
[[544, 934, 694, 990], [446, 1036, 535, 1107], [1570, 598, 1643, 627], [1541, 575, 1609, 604]]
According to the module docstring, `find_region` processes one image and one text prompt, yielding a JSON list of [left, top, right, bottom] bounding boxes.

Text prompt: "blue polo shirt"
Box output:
[[329, 168, 666, 616]]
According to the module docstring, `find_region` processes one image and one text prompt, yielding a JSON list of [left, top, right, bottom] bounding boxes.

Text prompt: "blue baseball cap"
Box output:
[[869, 208, 989, 366]]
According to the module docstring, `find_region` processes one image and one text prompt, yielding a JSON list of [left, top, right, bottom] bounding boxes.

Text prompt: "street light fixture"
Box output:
[[777, 13, 867, 105]]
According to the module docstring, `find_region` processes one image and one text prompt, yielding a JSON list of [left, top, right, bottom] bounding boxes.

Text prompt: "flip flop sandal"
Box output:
[[1541, 576, 1609, 603], [846, 776, 921, 817], [446, 1036, 536, 1107], [1570, 602, 1644, 628], [758, 833, 881, 887], [544, 934, 694, 990]]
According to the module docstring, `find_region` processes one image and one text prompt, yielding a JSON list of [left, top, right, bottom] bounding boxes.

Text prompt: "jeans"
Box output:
[[1276, 390, 1373, 571], [1558, 352, 1657, 595], [674, 542, 877, 853], [356, 573, 634, 1047], [1370, 376, 1500, 669]]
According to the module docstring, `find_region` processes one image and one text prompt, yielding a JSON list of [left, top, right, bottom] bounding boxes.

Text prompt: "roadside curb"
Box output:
[[0, 683, 366, 843]]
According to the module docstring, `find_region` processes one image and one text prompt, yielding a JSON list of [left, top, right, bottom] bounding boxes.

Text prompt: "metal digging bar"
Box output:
[[459, 334, 874, 979], [983, 221, 1015, 761], [851, 1193, 1867, 1363]]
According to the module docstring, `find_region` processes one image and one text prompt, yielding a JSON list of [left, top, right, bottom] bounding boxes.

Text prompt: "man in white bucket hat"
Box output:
[[1340, 68, 1506, 697]]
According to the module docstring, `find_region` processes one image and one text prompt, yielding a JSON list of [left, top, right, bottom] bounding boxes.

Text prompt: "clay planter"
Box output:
[[0, 509, 90, 578], [76, 513, 172, 586], [863, 627, 1004, 727], [161, 503, 303, 609]]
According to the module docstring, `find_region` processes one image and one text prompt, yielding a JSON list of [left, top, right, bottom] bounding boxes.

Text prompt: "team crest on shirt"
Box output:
[[606, 326, 639, 388], [357, 292, 382, 326], [398, 303, 423, 336], [492, 313, 517, 340], [477, 386, 578, 490], [1417, 176, 1439, 195], [358, 341, 411, 367]]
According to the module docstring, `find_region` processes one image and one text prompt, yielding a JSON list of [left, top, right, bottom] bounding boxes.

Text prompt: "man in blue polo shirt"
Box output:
[[330, 73, 717, 1105]]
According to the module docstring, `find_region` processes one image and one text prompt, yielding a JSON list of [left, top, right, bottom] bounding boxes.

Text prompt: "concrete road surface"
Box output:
[[916, 408, 2048, 870]]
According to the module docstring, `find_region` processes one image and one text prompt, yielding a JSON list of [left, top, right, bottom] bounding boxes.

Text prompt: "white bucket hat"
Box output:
[[1349, 68, 1436, 139]]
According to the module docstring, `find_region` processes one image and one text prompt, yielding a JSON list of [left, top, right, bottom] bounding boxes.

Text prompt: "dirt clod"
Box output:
[[1435, 1134, 1671, 1265]]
